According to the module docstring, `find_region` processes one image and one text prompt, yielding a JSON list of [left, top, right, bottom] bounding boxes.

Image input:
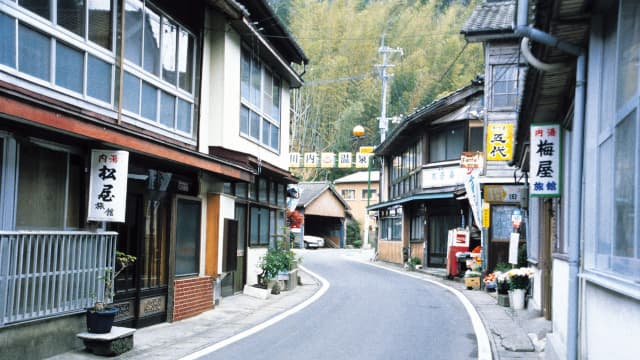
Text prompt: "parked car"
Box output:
[[303, 235, 325, 249]]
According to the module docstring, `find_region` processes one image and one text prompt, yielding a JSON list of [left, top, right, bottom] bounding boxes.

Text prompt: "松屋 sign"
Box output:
[[530, 124, 562, 197], [88, 150, 129, 222]]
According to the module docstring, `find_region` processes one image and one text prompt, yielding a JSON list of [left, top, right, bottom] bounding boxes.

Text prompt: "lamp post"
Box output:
[[352, 125, 373, 249]]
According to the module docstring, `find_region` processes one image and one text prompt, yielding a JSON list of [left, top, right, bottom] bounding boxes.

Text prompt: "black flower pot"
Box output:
[[86, 307, 118, 334]]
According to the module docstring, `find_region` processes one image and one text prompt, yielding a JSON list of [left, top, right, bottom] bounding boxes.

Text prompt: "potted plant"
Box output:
[[406, 256, 422, 271], [86, 251, 136, 333], [257, 240, 300, 294], [507, 267, 534, 310], [464, 269, 482, 289]]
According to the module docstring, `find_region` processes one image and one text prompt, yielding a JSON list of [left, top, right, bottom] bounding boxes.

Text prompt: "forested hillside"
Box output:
[[268, 0, 484, 180]]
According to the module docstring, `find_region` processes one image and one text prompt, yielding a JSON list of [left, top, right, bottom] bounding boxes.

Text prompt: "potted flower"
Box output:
[[257, 241, 300, 294], [507, 267, 534, 310], [86, 251, 136, 333]]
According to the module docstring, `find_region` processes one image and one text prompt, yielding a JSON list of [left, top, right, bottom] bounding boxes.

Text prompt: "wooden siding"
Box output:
[[410, 243, 424, 263], [305, 191, 347, 218], [205, 194, 220, 277], [378, 240, 403, 264]]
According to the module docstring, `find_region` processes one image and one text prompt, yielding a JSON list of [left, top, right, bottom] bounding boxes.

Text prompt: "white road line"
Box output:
[[179, 265, 330, 360], [355, 259, 493, 360]]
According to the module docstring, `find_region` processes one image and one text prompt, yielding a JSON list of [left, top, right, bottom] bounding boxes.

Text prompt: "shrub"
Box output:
[[352, 240, 363, 248], [346, 220, 361, 245]]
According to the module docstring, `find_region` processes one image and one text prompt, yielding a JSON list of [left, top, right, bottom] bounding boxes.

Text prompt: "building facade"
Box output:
[[0, 0, 307, 358], [508, 0, 639, 358], [333, 170, 379, 244]]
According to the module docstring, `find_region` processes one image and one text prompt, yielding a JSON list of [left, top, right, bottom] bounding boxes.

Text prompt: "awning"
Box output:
[[367, 191, 455, 211]]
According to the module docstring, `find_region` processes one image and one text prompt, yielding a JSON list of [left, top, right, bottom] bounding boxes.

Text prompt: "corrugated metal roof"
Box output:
[[333, 171, 380, 184], [297, 182, 350, 210]]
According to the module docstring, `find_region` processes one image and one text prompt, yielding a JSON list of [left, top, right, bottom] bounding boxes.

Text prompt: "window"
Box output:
[[175, 197, 201, 276], [16, 142, 84, 230], [491, 64, 518, 109], [341, 189, 355, 200], [361, 189, 377, 201], [584, 1, 639, 281], [249, 206, 283, 246], [380, 208, 402, 241], [410, 213, 424, 243], [429, 125, 464, 163], [122, 0, 196, 137], [3, 3, 114, 104], [0, 1, 197, 140], [390, 141, 422, 199], [240, 47, 281, 152]]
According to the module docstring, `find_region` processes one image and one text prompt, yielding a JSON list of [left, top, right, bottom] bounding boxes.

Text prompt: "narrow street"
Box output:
[[198, 250, 479, 360]]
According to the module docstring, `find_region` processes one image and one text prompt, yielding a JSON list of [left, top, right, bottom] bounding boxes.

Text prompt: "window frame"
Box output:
[[341, 189, 355, 200], [240, 45, 282, 153], [490, 63, 519, 110], [174, 195, 202, 277], [583, 2, 639, 283]]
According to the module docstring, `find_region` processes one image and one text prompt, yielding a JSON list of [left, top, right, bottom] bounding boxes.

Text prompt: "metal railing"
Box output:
[[0, 231, 117, 327]]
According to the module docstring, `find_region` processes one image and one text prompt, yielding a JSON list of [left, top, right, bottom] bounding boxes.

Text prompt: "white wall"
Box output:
[[581, 282, 640, 359], [200, 10, 291, 171], [246, 248, 267, 286], [548, 259, 569, 359]]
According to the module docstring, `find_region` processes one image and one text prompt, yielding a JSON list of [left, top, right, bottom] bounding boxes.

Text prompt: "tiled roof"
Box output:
[[297, 182, 350, 210], [461, 0, 515, 35]]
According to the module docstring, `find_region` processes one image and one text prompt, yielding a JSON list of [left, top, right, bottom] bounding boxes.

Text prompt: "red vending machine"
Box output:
[[446, 228, 470, 277]]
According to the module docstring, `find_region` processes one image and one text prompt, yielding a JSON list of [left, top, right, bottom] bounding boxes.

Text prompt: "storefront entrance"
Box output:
[[111, 183, 170, 328]]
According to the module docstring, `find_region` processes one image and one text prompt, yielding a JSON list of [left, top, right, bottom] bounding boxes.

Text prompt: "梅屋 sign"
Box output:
[[530, 124, 561, 197], [87, 150, 129, 222]]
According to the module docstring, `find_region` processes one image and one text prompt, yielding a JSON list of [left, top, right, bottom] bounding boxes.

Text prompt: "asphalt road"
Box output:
[[200, 249, 478, 360]]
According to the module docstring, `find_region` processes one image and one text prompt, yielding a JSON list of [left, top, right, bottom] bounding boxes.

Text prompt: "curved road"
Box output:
[[198, 249, 479, 360]]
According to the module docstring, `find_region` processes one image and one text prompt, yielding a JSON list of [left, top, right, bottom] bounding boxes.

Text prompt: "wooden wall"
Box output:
[[378, 240, 403, 264]]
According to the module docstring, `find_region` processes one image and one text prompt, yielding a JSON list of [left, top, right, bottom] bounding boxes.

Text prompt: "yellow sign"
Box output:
[[486, 123, 514, 161], [359, 146, 374, 154], [482, 202, 491, 228]]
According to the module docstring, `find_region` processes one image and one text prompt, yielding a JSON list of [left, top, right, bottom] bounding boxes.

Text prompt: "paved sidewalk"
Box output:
[[343, 249, 552, 360], [46, 271, 320, 360]]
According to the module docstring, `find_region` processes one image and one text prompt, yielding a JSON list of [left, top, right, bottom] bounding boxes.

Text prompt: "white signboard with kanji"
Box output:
[[530, 124, 561, 197], [355, 152, 370, 168], [87, 150, 129, 222], [338, 152, 352, 168]]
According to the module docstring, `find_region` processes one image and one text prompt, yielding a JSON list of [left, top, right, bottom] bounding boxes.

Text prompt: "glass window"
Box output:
[[258, 178, 267, 203], [141, 80, 157, 120], [16, 144, 83, 229], [341, 189, 355, 200], [88, 0, 113, 50], [585, 1, 640, 281], [87, 54, 112, 102], [124, 0, 143, 65], [0, 12, 16, 68], [142, 6, 161, 75], [175, 198, 201, 276], [159, 90, 175, 127], [177, 98, 191, 133], [161, 18, 178, 84], [240, 47, 281, 151], [20, 0, 51, 20], [19, 24, 50, 81], [177, 29, 194, 92], [492, 65, 518, 109], [58, 0, 85, 37], [123, 71, 140, 112], [55, 41, 84, 93], [429, 126, 464, 162]]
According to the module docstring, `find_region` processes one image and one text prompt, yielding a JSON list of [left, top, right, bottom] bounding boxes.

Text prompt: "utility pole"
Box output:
[[374, 35, 403, 143]]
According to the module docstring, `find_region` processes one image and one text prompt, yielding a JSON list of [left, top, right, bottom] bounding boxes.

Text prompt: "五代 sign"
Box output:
[[530, 124, 561, 197], [88, 150, 129, 222]]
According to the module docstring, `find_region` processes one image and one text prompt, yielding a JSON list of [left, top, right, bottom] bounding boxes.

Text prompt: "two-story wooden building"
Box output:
[[0, 0, 307, 358]]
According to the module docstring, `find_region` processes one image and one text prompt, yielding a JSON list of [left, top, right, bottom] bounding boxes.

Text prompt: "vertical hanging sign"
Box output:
[[303, 152, 318, 168], [320, 152, 335, 168], [486, 123, 514, 161], [530, 124, 561, 197], [88, 150, 129, 222], [338, 152, 352, 168], [289, 152, 301, 168], [355, 153, 370, 169]]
